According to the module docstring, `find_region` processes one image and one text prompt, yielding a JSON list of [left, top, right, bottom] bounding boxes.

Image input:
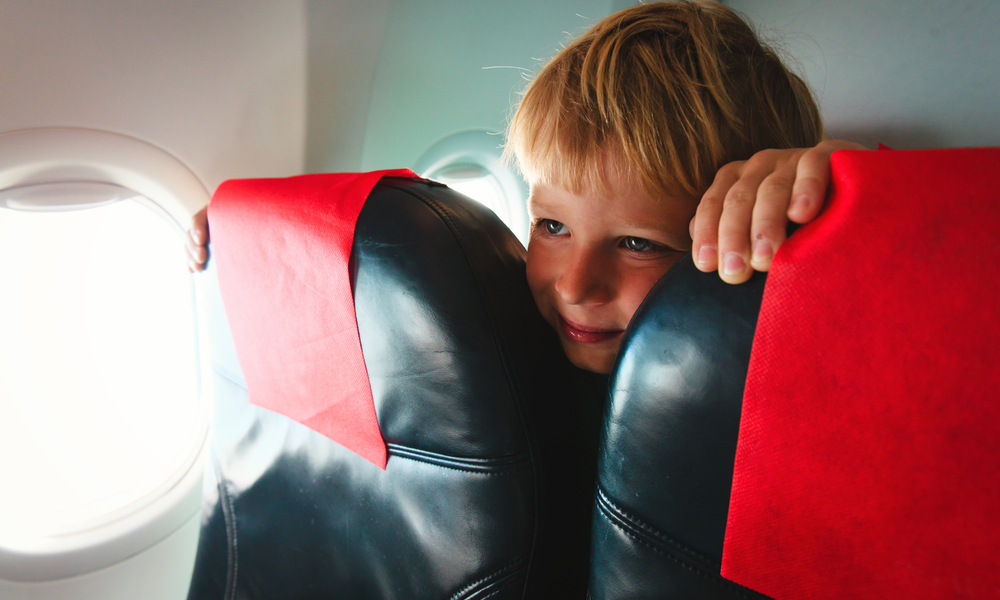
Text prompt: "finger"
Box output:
[[787, 140, 866, 223], [749, 166, 797, 271], [717, 153, 781, 284], [190, 206, 210, 245], [185, 242, 199, 273], [185, 231, 209, 264], [184, 206, 211, 272], [787, 146, 833, 223], [184, 241, 208, 272], [692, 162, 743, 273]]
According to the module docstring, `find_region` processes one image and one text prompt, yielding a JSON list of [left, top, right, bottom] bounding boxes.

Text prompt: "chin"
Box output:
[[561, 339, 616, 374]]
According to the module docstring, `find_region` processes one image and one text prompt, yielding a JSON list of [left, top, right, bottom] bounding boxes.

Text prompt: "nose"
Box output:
[[554, 246, 615, 305]]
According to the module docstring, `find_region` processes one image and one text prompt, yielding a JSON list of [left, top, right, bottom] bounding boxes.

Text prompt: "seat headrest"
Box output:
[[189, 176, 600, 599], [588, 255, 767, 598]]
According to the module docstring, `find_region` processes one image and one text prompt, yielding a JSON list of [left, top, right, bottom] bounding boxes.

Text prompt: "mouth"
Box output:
[[557, 315, 624, 344]]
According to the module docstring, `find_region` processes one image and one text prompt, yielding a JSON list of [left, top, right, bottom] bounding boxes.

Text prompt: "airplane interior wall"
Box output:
[[356, 0, 619, 172], [727, 0, 1000, 149]]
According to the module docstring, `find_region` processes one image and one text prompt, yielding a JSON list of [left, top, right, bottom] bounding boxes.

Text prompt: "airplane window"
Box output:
[[0, 190, 201, 542], [427, 163, 512, 228], [415, 130, 530, 246]]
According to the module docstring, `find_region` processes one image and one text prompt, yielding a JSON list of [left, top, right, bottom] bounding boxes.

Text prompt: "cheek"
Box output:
[[525, 241, 557, 303], [618, 258, 683, 324]]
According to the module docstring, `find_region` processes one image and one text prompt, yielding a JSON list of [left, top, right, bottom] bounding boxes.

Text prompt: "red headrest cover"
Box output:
[[208, 169, 418, 470], [722, 148, 1000, 597]]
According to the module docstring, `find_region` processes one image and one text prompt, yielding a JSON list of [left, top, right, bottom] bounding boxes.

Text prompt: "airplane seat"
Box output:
[[587, 147, 1000, 599], [187, 177, 599, 599], [587, 256, 767, 600]]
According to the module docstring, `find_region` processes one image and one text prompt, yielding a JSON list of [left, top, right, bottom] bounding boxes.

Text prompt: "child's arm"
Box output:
[[185, 206, 209, 273], [690, 139, 867, 284]]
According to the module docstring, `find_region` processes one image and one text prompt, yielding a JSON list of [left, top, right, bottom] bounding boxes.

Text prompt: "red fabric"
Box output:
[[208, 170, 418, 470], [721, 148, 1000, 598]]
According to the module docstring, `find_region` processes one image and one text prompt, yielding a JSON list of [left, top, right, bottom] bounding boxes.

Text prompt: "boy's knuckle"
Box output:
[[696, 193, 722, 214], [760, 175, 794, 196], [746, 149, 777, 168], [723, 188, 754, 209], [716, 161, 743, 179]]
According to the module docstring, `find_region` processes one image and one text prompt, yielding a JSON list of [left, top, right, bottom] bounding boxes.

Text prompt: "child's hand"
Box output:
[[690, 139, 867, 284], [185, 206, 210, 273]]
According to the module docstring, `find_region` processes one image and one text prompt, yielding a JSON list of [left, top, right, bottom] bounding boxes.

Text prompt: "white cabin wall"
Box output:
[[302, 0, 393, 175], [726, 0, 1000, 149], [0, 0, 308, 194]]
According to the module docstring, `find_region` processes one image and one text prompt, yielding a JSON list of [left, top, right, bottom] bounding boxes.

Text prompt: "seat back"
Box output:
[[587, 255, 767, 599], [588, 147, 1000, 599], [187, 178, 597, 599]]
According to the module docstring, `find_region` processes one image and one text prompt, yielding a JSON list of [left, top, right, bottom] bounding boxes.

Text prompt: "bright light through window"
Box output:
[[0, 197, 200, 539], [440, 172, 510, 226]]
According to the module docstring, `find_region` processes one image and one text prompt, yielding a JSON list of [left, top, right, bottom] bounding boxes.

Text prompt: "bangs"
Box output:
[[503, 45, 691, 201], [505, 92, 631, 199]]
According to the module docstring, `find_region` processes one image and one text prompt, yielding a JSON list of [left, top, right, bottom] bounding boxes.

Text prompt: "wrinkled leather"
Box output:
[[187, 179, 600, 600], [588, 255, 770, 599]]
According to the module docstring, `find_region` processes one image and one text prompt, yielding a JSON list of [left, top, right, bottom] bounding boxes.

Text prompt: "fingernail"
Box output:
[[696, 245, 716, 265], [194, 230, 204, 244], [723, 252, 745, 276], [752, 239, 773, 262], [790, 193, 813, 214]]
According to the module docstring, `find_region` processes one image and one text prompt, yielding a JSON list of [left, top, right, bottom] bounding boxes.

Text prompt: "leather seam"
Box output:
[[478, 573, 523, 600], [386, 443, 531, 470], [450, 558, 528, 600], [597, 486, 718, 567], [389, 451, 532, 476], [596, 505, 759, 599]]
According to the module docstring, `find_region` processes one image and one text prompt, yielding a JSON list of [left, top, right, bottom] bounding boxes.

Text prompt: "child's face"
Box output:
[[525, 173, 696, 374]]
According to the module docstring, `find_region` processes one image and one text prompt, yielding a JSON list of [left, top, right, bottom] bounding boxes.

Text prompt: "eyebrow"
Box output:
[[525, 194, 556, 215]]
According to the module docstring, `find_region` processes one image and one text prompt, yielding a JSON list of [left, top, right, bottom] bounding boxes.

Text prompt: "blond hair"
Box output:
[[505, 0, 824, 200]]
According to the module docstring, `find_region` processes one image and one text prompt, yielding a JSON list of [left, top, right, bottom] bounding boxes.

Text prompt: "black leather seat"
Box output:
[[587, 255, 769, 599], [187, 178, 602, 599]]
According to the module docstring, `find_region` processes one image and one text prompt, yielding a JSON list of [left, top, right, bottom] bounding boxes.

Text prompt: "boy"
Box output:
[[186, 0, 863, 374]]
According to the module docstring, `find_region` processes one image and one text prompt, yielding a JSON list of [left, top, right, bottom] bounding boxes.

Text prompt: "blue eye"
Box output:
[[543, 219, 566, 235], [624, 236, 652, 252]]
